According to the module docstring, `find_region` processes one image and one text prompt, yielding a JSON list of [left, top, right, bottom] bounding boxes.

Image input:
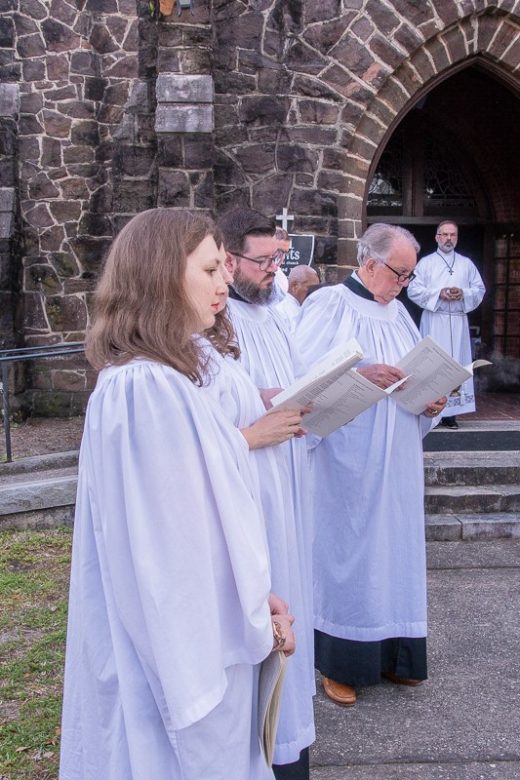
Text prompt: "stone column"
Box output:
[[154, 4, 215, 212], [0, 83, 21, 350]]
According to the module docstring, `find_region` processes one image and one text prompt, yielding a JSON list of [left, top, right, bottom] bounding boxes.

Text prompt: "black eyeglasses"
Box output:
[[231, 249, 287, 272], [382, 262, 416, 284]]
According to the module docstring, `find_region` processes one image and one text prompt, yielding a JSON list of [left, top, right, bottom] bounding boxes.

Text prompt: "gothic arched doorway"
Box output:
[[366, 64, 520, 365]]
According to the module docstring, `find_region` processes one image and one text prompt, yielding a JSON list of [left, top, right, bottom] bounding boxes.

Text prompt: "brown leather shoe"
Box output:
[[382, 671, 422, 687], [322, 677, 357, 706]]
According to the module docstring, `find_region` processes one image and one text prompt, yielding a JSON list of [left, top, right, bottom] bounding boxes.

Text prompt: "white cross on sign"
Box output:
[[275, 207, 294, 232]]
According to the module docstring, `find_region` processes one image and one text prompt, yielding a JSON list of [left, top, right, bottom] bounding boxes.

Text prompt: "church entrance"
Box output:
[[365, 64, 520, 367]]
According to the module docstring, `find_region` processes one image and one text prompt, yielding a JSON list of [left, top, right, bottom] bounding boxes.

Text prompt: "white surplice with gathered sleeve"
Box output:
[[200, 339, 315, 766], [59, 360, 275, 780], [294, 284, 433, 644], [225, 298, 315, 765]]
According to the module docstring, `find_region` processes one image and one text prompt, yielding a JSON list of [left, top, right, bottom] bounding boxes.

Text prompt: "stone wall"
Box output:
[[1, 0, 519, 410], [211, 0, 520, 264]]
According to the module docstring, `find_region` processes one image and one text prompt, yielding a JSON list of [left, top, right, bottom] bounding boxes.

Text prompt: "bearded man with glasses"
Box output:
[[407, 220, 486, 429], [218, 207, 315, 780], [294, 223, 446, 708]]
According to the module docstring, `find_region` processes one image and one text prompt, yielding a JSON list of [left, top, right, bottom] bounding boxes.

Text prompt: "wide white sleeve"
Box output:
[[407, 258, 442, 312], [295, 287, 355, 372], [81, 362, 273, 732], [461, 261, 486, 314]]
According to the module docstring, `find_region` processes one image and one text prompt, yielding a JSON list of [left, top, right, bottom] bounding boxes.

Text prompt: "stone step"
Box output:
[[424, 451, 520, 486], [426, 512, 520, 541], [425, 484, 520, 514], [0, 468, 77, 530], [0, 450, 78, 478]]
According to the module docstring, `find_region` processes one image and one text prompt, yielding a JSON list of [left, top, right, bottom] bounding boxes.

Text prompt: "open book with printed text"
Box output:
[[270, 335, 491, 437]]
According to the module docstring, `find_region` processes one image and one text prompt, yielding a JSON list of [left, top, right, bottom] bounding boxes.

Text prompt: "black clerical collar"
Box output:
[[343, 273, 375, 301], [228, 285, 249, 304]]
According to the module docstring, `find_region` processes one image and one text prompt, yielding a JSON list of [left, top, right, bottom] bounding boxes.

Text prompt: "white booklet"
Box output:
[[393, 336, 492, 415], [258, 650, 288, 766], [270, 335, 491, 436]]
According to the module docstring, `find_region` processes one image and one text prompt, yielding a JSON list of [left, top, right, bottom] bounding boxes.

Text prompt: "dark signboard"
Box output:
[[281, 234, 315, 275]]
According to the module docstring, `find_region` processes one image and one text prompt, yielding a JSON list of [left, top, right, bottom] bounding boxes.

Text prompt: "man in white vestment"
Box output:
[[218, 207, 315, 780], [294, 223, 446, 708], [407, 220, 485, 428], [275, 265, 320, 333]]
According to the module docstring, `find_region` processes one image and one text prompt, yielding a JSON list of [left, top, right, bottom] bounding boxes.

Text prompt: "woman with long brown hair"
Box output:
[[59, 209, 294, 780]]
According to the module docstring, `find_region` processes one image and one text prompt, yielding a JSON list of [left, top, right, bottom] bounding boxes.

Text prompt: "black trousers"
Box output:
[[273, 748, 310, 780], [315, 630, 427, 687]]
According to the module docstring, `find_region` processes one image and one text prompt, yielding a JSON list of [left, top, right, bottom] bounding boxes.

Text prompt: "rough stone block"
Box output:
[[184, 135, 214, 168], [298, 99, 339, 125], [0, 16, 15, 47], [17, 32, 46, 58], [252, 174, 292, 214], [303, 15, 355, 55], [276, 144, 319, 173], [0, 187, 15, 212], [45, 294, 88, 331], [234, 143, 275, 175], [25, 263, 62, 293], [286, 39, 327, 75], [157, 169, 190, 207], [155, 104, 214, 134], [0, 211, 13, 238], [0, 83, 19, 117], [156, 74, 214, 104]]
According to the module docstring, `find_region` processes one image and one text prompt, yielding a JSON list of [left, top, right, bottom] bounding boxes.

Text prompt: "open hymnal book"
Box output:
[[270, 335, 491, 437], [258, 650, 288, 766], [391, 335, 491, 415]]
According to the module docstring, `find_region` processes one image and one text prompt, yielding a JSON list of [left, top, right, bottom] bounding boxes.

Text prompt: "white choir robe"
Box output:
[[275, 293, 301, 334], [59, 360, 275, 780], [295, 285, 432, 645], [226, 298, 316, 765], [407, 251, 485, 416], [200, 341, 316, 766]]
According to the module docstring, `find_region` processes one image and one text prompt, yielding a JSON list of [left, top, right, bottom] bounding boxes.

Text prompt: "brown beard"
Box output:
[[232, 265, 276, 305]]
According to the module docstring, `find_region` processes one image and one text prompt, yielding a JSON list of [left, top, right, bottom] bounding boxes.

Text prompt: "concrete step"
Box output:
[[0, 450, 78, 478], [426, 512, 520, 541], [0, 451, 518, 539], [425, 484, 520, 514], [424, 451, 520, 486], [0, 467, 77, 530], [0, 468, 78, 512]]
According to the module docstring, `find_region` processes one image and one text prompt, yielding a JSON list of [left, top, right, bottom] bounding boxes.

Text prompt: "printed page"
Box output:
[[270, 338, 364, 411], [393, 336, 486, 415], [298, 369, 388, 436]]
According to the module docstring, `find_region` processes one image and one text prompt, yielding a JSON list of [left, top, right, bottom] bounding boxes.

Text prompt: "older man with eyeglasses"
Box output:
[[218, 207, 315, 780], [294, 223, 446, 708]]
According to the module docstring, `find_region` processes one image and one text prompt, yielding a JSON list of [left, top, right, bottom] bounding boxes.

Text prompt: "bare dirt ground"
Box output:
[[0, 417, 84, 462]]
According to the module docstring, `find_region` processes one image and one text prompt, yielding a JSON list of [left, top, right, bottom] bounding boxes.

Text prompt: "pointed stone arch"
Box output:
[[337, 6, 520, 262]]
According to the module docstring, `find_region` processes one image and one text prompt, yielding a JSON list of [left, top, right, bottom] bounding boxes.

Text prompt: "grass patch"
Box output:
[[0, 529, 72, 779]]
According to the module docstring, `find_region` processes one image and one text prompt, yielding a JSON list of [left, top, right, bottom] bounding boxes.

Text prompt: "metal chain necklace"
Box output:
[[436, 250, 456, 275]]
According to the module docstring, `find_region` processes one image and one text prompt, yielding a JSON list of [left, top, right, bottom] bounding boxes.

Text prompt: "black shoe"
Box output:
[[441, 416, 458, 429]]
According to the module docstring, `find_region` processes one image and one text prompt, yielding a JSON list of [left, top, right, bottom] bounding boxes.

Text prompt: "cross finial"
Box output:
[[275, 207, 294, 232]]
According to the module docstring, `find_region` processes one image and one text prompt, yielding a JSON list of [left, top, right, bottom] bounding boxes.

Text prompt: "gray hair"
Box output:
[[287, 264, 318, 284], [357, 223, 420, 267]]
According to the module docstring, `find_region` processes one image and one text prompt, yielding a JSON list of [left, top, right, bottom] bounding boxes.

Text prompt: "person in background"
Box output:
[[407, 220, 485, 429], [59, 208, 295, 780], [295, 223, 446, 708], [276, 264, 320, 332]]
